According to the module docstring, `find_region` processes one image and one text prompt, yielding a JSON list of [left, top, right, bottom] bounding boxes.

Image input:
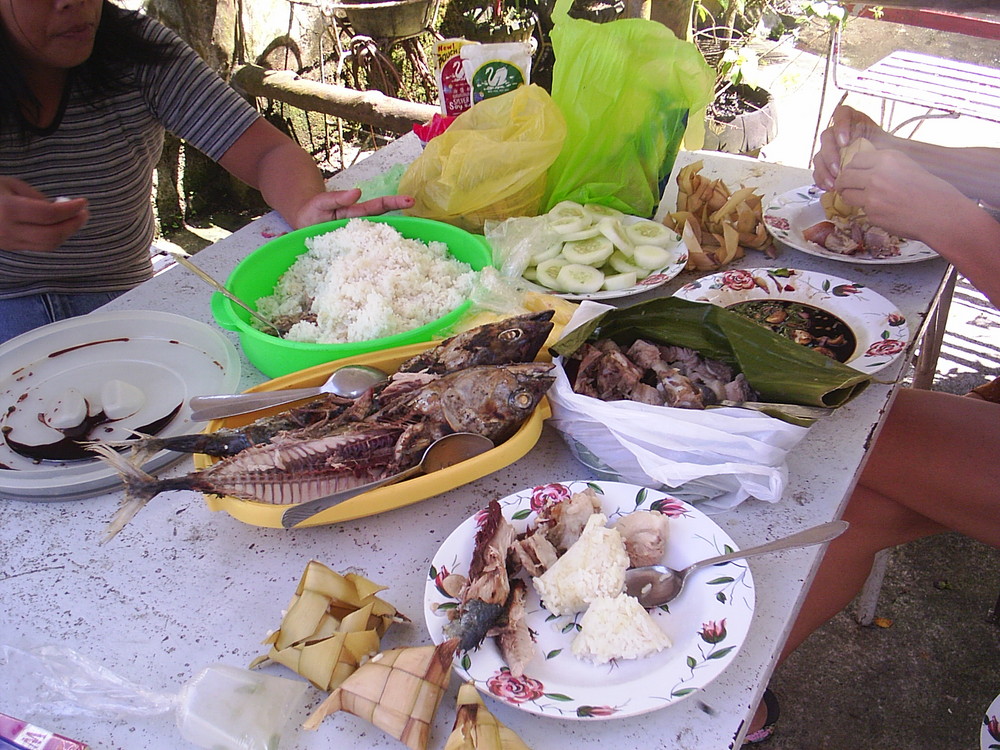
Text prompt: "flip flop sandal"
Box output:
[[743, 688, 781, 746]]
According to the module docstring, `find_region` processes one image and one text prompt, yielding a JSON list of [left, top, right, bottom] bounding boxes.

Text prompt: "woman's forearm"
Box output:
[[923, 198, 1000, 308], [885, 136, 1000, 206]]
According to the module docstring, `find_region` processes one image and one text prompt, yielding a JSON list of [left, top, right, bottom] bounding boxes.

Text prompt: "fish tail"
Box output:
[[82, 431, 166, 465], [87, 443, 163, 544]]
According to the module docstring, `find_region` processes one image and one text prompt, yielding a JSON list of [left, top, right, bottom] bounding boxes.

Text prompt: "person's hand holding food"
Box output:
[[0, 176, 89, 253], [813, 105, 886, 191], [833, 146, 972, 247]]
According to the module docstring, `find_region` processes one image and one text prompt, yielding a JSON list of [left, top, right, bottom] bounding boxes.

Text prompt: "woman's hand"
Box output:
[[0, 177, 89, 252], [833, 148, 970, 244], [812, 106, 886, 190], [292, 188, 415, 229], [219, 119, 415, 231]]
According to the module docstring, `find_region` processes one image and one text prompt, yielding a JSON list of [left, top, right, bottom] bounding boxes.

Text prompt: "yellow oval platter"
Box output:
[[193, 341, 550, 529]]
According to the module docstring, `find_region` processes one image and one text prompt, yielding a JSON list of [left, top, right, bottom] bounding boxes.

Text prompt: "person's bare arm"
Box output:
[[814, 106, 1000, 206], [835, 148, 1000, 307], [217, 119, 413, 230]]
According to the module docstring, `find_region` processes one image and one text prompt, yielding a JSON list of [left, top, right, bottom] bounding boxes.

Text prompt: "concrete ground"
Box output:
[[747, 12, 1000, 750]]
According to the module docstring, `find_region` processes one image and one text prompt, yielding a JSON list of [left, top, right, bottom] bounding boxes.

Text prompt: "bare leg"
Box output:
[[747, 388, 1000, 736]]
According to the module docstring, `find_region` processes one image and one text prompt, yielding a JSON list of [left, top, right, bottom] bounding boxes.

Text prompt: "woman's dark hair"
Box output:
[[0, 1, 176, 136]]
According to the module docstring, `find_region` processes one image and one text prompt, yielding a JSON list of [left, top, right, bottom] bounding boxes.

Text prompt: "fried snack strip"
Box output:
[[663, 160, 774, 271]]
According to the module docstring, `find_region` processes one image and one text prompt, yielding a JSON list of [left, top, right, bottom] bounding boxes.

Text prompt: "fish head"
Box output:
[[439, 363, 555, 443], [480, 310, 555, 364], [397, 311, 555, 374]]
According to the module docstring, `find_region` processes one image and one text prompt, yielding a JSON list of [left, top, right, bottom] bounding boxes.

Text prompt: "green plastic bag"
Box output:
[[543, 0, 714, 217]]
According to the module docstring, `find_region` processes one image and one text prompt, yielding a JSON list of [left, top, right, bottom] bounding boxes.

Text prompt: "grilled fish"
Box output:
[[94, 363, 555, 543], [109, 313, 554, 462], [444, 500, 515, 652]]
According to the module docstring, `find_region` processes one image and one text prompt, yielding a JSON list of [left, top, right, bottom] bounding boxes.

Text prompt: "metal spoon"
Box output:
[[624, 519, 849, 608], [188, 364, 389, 421], [280, 432, 495, 528], [169, 251, 282, 336]]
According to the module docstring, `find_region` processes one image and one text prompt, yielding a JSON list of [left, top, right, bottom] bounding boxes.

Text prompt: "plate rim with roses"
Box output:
[[423, 479, 756, 721], [673, 267, 910, 374], [763, 185, 939, 265]]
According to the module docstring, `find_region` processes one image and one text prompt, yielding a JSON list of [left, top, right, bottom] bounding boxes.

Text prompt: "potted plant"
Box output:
[[338, 0, 440, 40], [702, 35, 778, 156], [439, 0, 539, 43], [690, 0, 777, 156]]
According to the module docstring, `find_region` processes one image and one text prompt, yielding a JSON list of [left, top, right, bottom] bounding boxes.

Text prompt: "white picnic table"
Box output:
[[0, 134, 951, 750]]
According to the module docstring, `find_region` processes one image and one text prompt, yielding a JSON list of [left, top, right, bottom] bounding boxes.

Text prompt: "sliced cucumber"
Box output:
[[601, 271, 638, 291], [596, 218, 635, 256], [583, 203, 625, 223], [561, 235, 614, 266], [530, 241, 564, 264], [521, 265, 539, 283], [557, 226, 602, 242], [625, 219, 678, 248], [535, 257, 570, 290], [633, 244, 675, 271], [547, 214, 589, 235], [555, 263, 605, 294], [548, 200, 587, 222], [607, 250, 648, 278]]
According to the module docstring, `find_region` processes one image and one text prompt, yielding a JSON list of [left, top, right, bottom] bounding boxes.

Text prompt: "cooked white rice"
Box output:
[[255, 219, 477, 344], [571, 593, 672, 663], [532, 513, 629, 617]]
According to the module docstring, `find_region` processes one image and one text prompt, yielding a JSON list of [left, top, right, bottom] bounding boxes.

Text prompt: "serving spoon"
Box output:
[[624, 519, 849, 608], [280, 432, 495, 528], [169, 251, 283, 337], [189, 364, 389, 421]]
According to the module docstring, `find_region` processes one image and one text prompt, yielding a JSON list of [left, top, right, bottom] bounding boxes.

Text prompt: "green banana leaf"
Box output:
[[550, 297, 871, 415]]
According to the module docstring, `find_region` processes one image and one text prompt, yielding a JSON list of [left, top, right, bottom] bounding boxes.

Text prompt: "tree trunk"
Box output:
[[155, 133, 183, 233], [623, 0, 651, 20], [649, 0, 694, 39], [145, 0, 257, 228]]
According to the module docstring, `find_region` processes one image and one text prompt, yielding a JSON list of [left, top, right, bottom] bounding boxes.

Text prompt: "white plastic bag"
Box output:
[[548, 301, 809, 512]]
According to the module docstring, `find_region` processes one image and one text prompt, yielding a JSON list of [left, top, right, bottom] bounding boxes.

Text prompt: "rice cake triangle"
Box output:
[[303, 638, 460, 750], [444, 682, 532, 750]]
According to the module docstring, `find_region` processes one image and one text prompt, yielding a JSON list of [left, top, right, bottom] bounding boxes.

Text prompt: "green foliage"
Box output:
[[799, 1, 848, 25]]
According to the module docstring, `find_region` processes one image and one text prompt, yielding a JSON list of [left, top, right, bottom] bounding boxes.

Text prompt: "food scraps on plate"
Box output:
[[439, 487, 673, 671]]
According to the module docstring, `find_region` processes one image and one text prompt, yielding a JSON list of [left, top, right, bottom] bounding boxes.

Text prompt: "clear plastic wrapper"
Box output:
[[0, 644, 307, 750]]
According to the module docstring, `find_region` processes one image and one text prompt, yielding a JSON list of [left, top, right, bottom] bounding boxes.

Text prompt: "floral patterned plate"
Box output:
[[763, 185, 938, 264], [982, 691, 1000, 750], [424, 479, 755, 721], [673, 267, 910, 374]]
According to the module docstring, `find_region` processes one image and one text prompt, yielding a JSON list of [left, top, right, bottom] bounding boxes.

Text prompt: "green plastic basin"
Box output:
[[211, 216, 494, 377]]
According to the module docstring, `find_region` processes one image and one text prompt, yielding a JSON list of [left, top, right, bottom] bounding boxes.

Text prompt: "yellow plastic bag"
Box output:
[[543, 0, 714, 217], [399, 84, 567, 233]]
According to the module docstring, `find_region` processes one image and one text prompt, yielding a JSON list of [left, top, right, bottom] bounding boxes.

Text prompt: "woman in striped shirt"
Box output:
[[0, 0, 413, 343]]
